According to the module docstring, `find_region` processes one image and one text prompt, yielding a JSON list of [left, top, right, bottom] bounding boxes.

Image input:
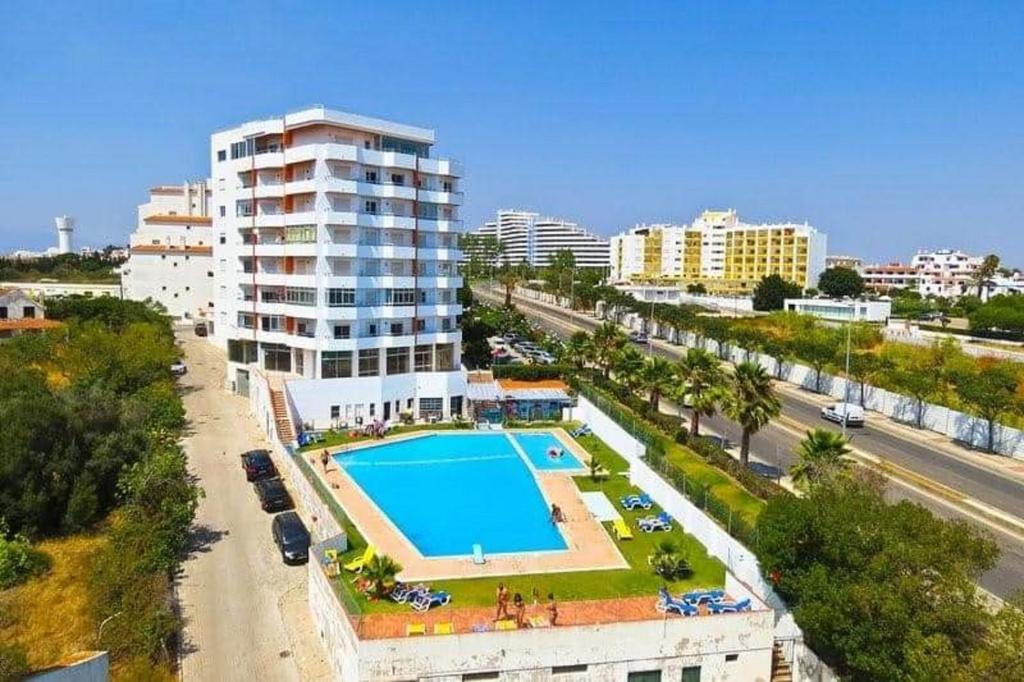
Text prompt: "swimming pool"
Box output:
[[335, 433, 568, 557], [511, 433, 584, 471]]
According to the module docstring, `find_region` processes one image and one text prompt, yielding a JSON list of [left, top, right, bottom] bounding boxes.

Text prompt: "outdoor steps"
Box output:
[[270, 389, 295, 443], [771, 642, 793, 682]]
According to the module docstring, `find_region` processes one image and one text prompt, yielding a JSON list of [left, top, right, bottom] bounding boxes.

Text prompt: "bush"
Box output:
[[0, 644, 28, 682], [684, 435, 787, 501], [0, 528, 50, 588]]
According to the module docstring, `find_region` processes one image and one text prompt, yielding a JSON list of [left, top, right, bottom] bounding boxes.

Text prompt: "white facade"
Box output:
[[911, 249, 981, 298], [471, 209, 610, 268], [784, 297, 892, 322], [122, 182, 215, 320], [211, 107, 465, 420], [0, 280, 122, 299]]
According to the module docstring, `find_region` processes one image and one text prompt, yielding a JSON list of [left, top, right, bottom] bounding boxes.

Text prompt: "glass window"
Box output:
[[285, 225, 317, 243], [389, 322, 404, 336], [414, 345, 433, 372], [386, 347, 410, 375], [328, 288, 356, 307], [358, 349, 379, 377], [263, 344, 291, 372], [217, 149, 227, 161], [627, 672, 661, 682], [386, 288, 415, 305], [435, 343, 454, 371], [285, 287, 316, 306], [681, 667, 701, 682], [333, 324, 350, 339], [321, 351, 353, 379], [237, 312, 255, 329], [227, 340, 257, 363], [450, 396, 463, 417], [261, 315, 284, 332], [419, 397, 443, 418]]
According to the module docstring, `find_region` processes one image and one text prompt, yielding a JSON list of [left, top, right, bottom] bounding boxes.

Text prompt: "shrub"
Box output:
[[0, 529, 50, 588], [0, 644, 28, 682]]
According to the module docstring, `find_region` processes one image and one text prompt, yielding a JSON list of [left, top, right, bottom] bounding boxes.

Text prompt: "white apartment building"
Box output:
[[912, 249, 981, 298], [860, 262, 921, 293], [210, 107, 465, 422], [610, 210, 827, 294], [470, 209, 610, 269], [122, 182, 215, 321]]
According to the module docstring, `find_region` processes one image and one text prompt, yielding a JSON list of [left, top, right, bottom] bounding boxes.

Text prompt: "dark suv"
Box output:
[[254, 477, 293, 512], [272, 512, 310, 565], [241, 449, 276, 481]]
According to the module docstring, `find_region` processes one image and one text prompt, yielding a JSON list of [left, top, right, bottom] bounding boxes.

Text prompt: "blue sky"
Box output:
[[1, 1, 1021, 263]]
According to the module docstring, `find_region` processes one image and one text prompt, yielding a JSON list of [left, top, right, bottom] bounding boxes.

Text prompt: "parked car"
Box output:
[[254, 477, 294, 512], [516, 341, 540, 352], [241, 449, 277, 481], [170, 360, 188, 376], [628, 331, 648, 344], [821, 402, 865, 427], [503, 332, 521, 343], [271, 512, 310, 565]]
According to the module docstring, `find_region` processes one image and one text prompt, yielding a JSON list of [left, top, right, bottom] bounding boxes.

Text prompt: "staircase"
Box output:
[[771, 642, 793, 682], [270, 389, 295, 443]]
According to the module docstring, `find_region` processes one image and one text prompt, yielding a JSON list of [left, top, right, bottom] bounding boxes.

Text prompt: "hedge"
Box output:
[[491, 364, 572, 381]]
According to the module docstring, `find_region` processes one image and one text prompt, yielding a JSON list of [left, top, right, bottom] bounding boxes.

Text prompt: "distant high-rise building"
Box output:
[[468, 210, 610, 269], [610, 209, 827, 294], [122, 182, 214, 321]]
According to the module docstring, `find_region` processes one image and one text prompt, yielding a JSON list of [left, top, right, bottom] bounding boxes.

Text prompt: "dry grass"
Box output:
[[0, 531, 107, 671]]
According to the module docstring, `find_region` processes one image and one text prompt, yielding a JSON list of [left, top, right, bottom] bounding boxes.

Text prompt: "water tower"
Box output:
[[55, 215, 75, 254]]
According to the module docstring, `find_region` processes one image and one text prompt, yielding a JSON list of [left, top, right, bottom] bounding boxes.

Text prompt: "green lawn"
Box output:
[[297, 422, 472, 452], [663, 442, 765, 525], [328, 431, 725, 614]]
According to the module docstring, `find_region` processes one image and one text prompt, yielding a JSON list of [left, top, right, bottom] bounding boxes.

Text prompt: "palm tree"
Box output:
[[789, 429, 852, 489], [649, 540, 692, 580], [591, 321, 627, 379], [560, 331, 592, 371], [724, 361, 782, 466], [614, 345, 646, 393], [362, 554, 403, 598], [638, 356, 673, 410], [676, 348, 726, 437]]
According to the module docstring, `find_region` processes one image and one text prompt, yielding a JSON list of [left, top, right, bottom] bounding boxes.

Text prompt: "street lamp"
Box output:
[[842, 307, 853, 437]]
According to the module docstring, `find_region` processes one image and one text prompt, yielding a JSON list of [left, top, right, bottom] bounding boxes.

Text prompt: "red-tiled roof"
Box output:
[[0, 318, 62, 331]]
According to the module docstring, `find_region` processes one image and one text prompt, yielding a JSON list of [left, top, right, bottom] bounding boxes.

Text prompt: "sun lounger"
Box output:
[[406, 623, 426, 636], [681, 589, 726, 606], [411, 590, 452, 612], [391, 583, 429, 604], [619, 494, 653, 510], [344, 545, 376, 573], [433, 622, 454, 635], [528, 616, 550, 628], [656, 587, 699, 617], [472, 544, 486, 565], [709, 598, 752, 614], [638, 512, 673, 533], [495, 619, 518, 631], [612, 518, 634, 540], [570, 424, 591, 438]]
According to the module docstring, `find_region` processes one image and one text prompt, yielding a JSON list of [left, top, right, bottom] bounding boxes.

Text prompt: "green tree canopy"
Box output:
[[817, 267, 865, 298], [752, 274, 803, 311]]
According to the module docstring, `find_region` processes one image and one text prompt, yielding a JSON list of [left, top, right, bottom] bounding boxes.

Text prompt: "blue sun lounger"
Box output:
[[570, 424, 591, 438], [681, 589, 726, 606], [620, 494, 653, 511], [638, 512, 673, 533], [411, 590, 452, 612], [708, 597, 752, 614], [656, 587, 698, 617]]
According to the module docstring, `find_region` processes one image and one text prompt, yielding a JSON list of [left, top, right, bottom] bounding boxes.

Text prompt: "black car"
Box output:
[[272, 512, 310, 565], [254, 477, 293, 512], [241, 449, 276, 481]]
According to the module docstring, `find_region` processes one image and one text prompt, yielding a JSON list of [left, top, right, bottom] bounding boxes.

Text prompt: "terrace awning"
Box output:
[[466, 382, 502, 402]]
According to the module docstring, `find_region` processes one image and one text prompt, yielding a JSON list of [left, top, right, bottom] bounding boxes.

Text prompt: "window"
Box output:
[[364, 200, 378, 214], [443, 180, 453, 192], [369, 403, 375, 417], [442, 317, 452, 331], [261, 315, 284, 332], [450, 395, 463, 417], [368, 323, 378, 336], [22, 306, 35, 319], [364, 170, 378, 183], [333, 324, 350, 339], [327, 288, 356, 307], [462, 674, 498, 681], [414, 345, 433, 372], [263, 344, 291, 372], [386, 347, 409, 375], [627, 672, 661, 682], [725, 654, 739, 663], [419, 397, 443, 418], [415, 319, 425, 332], [358, 349, 379, 377], [681, 666, 701, 682], [553, 664, 588, 675], [236, 312, 255, 329], [285, 287, 316, 306], [286, 225, 317, 243], [390, 173, 404, 185], [219, 233, 226, 244], [227, 339, 257, 363], [217, 150, 227, 161], [321, 351, 353, 379], [389, 322, 404, 336], [0, 306, 7, 319], [330, 405, 340, 419], [386, 288, 415, 305], [435, 343, 454, 371]]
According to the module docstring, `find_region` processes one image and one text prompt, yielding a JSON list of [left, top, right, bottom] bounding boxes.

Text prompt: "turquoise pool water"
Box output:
[[511, 433, 584, 471], [335, 433, 567, 557]]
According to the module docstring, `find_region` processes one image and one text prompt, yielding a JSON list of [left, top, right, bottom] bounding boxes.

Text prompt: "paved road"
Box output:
[[481, 288, 1024, 598], [175, 333, 330, 681]]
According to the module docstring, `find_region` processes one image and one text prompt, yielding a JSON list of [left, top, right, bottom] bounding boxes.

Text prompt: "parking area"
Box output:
[[174, 331, 330, 681]]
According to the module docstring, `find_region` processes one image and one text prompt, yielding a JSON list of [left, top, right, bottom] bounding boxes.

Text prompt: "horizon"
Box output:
[[1, 1, 1021, 264]]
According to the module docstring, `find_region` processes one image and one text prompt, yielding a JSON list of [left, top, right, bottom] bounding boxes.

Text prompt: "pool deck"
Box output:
[[308, 429, 629, 581]]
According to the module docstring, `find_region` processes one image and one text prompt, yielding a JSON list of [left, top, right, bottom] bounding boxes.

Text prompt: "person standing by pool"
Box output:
[[320, 449, 329, 471], [495, 582, 510, 621], [547, 592, 558, 626], [513, 592, 526, 628]]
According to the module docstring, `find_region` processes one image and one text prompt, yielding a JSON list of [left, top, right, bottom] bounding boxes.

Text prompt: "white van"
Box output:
[[821, 402, 865, 427]]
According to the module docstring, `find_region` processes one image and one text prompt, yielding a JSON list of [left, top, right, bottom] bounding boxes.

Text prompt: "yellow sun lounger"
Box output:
[[613, 518, 634, 540], [406, 622, 426, 636], [344, 545, 376, 573], [433, 622, 454, 635], [495, 619, 518, 631]]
